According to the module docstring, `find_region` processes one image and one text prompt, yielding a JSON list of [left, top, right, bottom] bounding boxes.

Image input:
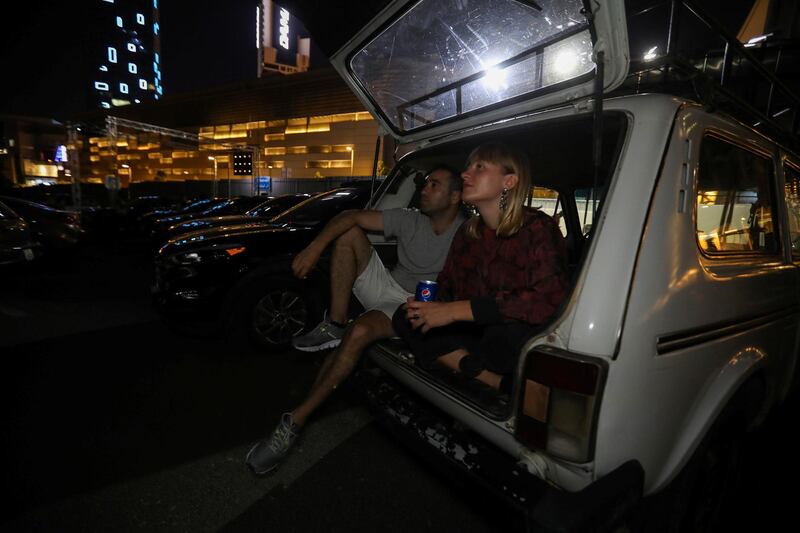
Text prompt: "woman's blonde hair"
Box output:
[[464, 142, 532, 239]]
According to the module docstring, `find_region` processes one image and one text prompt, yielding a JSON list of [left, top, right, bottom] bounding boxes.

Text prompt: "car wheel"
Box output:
[[637, 384, 756, 533], [233, 276, 321, 352], [679, 422, 745, 532]]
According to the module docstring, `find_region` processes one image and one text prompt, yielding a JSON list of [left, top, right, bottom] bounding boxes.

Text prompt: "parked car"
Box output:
[[158, 193, 311, 244], [153, 185, 372, 349], [0, 200, 42, 265], [285, 0, 800, 531], [0, 195, 84, 251], [126, 194, 181, 219], [136, 196, 216, 234], [76, 204, 128, 240], [144, 197, 233, 234], [149, 195, 301, 245]]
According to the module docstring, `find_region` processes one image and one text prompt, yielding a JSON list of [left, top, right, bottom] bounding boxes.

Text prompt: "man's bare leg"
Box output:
[[245, 310, 395, 474], [327, 227, 373, 324], [292, 310, 394, 426]]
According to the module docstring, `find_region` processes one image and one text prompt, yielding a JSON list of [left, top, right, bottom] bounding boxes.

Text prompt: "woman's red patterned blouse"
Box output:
[[436, 208, 570, 326]]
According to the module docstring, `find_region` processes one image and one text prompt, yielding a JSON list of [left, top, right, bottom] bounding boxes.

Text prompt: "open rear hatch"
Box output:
[[322, 0, 630, 143], [283, 0, 632, 418], [304, 0, 630, 415]]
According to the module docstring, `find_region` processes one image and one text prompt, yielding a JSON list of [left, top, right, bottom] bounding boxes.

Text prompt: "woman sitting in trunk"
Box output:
[[393, 142, 569, 395]]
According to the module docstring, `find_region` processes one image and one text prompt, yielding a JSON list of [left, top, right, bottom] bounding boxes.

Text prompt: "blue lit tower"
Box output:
[[92, 0, 162, 109]]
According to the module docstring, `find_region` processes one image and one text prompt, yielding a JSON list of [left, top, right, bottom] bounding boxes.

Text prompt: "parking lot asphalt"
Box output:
[[0, 240, 797, 532], [0, 242, 517, 532]]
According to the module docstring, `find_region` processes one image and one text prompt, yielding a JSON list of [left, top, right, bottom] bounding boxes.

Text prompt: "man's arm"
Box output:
[[292, 209, 384, 279]]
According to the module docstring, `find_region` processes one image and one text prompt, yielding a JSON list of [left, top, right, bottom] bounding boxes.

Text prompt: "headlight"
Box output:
[[170, 246, 246, 265], [177, 252, 202, 264]]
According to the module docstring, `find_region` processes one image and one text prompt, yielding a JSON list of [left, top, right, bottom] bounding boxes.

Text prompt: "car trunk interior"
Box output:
[[368, 111, 629, 419]]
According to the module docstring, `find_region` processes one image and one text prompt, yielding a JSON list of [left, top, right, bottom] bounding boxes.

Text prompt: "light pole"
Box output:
[[121, 163, 132, 183], [208, 156, 218, 196], [346, 145, 354, 177]]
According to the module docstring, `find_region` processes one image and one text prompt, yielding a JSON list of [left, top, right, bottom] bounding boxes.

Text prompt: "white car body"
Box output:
[[323, 0, 800, 527]]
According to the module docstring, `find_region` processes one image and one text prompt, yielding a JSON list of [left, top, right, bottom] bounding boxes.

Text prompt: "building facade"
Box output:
[[2, 68, 391, 196], [91, 0, 162, 110], [78, 67, 390, 193], [0, 115, 74, 187]]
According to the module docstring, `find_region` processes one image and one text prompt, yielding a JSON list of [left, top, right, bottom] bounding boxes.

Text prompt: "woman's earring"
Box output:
[[499, 188, 508, 211]]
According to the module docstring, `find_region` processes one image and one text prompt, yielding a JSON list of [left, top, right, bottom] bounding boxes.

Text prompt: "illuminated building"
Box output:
[[1, 3, 388, 192], [0, 115, 73, 187], [92, 0, 162, 110], [76, 68, 391, 190], [258, 1, 310, 75]]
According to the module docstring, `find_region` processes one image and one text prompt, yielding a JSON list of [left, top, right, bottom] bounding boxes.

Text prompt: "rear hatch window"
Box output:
[[352, 0, 595, 132]]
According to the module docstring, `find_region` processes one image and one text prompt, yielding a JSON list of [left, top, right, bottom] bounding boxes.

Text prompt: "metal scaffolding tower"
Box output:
[[103, 115, 258, 196]]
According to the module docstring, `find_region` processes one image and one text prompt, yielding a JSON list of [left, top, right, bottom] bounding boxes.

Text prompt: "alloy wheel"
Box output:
[[251, 288, 308, 346]]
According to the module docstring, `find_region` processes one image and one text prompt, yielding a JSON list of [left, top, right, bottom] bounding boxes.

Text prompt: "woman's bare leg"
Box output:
[[436, 349, 503, 390], [437, 350, 548, 419]]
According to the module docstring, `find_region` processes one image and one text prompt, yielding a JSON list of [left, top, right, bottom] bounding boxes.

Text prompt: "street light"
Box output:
[[208, 156, 218, 196], [346, 145, 354, 177], [121, 163, 132, 183]]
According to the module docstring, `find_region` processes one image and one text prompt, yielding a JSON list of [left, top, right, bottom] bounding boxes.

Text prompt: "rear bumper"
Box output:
[[351, 366, 643, 533]]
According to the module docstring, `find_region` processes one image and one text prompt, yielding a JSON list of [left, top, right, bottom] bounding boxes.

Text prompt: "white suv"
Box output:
[[317, 0, 800, 530]]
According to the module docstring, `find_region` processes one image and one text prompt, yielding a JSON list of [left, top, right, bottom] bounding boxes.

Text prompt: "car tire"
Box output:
[[675, 421, 745, 532], [231, 275, 321, 353], [636, 380, 760, 533]]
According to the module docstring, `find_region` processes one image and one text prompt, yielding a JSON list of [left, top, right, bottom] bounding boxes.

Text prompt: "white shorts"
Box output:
[[352, 250, 412, 318]]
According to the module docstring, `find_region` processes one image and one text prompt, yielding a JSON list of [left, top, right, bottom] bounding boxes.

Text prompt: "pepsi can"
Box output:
[[415, 280, 438, 302]]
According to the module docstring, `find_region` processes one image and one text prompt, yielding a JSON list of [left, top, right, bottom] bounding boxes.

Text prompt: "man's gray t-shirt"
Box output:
[[382, 208, 465, 293]]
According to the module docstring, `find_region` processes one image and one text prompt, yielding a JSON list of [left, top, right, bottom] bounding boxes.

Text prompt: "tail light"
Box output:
[[516, 346, 606, 463]]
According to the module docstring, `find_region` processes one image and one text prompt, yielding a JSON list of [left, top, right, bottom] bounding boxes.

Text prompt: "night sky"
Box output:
[[160, 0, 260, 94], [0, 0, 755, 119], [0, 0, 276, 118]]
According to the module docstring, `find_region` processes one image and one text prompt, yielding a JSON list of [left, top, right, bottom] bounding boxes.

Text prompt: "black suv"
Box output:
[[153, 185, 373, 350]]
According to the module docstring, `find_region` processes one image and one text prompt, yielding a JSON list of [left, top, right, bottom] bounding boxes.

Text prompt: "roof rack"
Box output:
[[620, 0, 800, 150]]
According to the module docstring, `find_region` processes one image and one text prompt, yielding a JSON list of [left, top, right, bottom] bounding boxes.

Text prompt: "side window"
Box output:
[[526, 186, 566, 236], [696, 135, 778, 254], [373, 165, 420, 211], [784, 164, 800, 260]]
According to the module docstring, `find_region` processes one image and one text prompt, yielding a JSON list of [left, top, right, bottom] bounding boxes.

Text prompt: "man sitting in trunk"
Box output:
[[246, 166, 466, 475]]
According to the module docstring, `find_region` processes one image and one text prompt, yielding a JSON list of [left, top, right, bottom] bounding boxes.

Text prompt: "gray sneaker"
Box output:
[[246, 413, 301, 475], [292, 317, 345, 352]]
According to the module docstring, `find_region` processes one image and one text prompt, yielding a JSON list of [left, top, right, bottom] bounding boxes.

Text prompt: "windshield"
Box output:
[[272, 189, 367, 226], [180, 198, 218, 213], [200, 200, 235, 215], [230, 196, 273, 213], [350, 0, 594, 133], [247, 195, 308, 217]]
